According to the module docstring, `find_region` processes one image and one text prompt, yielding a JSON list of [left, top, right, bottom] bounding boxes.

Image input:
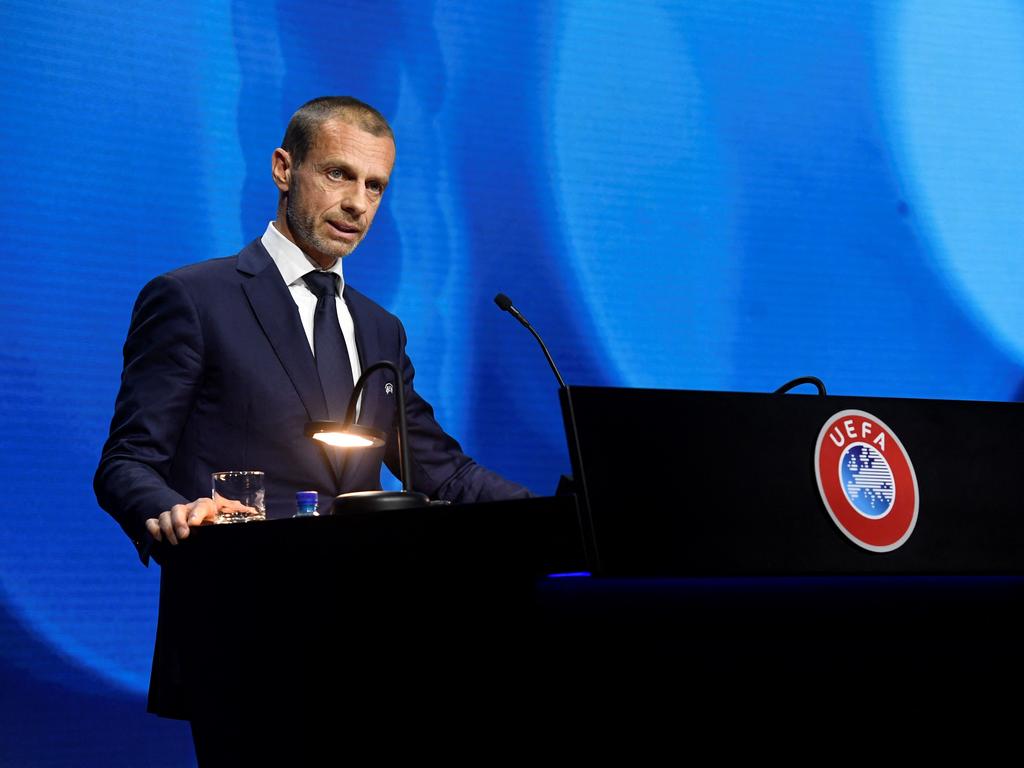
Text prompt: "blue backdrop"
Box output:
[[2, 1, 1023, 763]]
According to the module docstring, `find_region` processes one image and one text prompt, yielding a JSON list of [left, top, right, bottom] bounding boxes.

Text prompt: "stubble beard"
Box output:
[[286, 195, 359, 267]]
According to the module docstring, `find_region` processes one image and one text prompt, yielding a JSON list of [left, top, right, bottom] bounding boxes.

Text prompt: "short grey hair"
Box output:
[[281, 96, 394, 167]]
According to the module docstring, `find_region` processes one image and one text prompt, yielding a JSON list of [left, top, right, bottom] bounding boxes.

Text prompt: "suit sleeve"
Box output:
[[383, 316, 532, 503], [94, 273, 205, 563]]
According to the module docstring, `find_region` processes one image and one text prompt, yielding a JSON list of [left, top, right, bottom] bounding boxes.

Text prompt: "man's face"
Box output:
[[273, 117, 395, 266]]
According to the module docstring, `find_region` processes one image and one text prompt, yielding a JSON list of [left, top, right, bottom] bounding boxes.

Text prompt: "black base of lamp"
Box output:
[[331, 489, 430, 515]]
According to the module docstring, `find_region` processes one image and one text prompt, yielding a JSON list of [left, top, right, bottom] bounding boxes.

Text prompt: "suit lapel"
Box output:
[[238, 240, 329, 422], [238, 240, 346, 485]]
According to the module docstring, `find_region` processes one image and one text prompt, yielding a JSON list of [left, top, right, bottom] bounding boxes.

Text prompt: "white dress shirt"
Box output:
[[260, 221, 363, 407]]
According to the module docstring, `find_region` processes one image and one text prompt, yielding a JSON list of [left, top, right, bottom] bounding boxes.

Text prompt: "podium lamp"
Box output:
[[306, 360, 429, 514]]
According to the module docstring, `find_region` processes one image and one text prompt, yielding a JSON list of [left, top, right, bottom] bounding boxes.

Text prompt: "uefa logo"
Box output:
[[814, 410, 919, 552]]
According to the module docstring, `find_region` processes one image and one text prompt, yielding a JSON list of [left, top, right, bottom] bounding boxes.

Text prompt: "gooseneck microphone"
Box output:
[[493, 293, 567, 389], [493, 292, 601, 574], [774, 376, 827, 396]]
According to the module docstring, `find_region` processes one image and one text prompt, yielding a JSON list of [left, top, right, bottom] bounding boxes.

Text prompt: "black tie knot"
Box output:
[[303, 271, 338, 300]]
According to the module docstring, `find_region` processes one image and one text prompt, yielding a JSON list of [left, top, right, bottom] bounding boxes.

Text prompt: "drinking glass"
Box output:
[[211, 470, 266, 524]]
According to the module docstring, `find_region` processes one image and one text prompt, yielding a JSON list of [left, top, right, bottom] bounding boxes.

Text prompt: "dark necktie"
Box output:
[[303, 271, 355, 422]]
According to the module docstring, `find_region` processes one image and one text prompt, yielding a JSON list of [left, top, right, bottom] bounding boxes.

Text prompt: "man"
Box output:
[[94, 96, 533, 761], [95, 95, 530, 562]]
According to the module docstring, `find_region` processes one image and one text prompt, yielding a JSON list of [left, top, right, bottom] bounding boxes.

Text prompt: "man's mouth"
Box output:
[[327, 220, 360, 239]]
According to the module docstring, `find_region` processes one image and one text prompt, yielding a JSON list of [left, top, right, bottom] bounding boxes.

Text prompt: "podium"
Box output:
[[151, 387, 1024, 737], [548, 386, 1024, 694], [150, 495, 585, 723]]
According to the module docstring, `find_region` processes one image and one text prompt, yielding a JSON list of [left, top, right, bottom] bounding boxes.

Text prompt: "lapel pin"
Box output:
[[385, 382, 394, 395]]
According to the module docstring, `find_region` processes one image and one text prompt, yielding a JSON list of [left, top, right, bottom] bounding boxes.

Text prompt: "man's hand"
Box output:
[[145, 497, 217, 545]]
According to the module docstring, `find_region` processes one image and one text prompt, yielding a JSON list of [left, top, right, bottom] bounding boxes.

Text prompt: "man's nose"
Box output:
[[340, 184, 368, 217]]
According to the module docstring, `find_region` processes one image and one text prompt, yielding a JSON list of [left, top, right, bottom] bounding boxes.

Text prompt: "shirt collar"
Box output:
[[261, 221, 345, 295]]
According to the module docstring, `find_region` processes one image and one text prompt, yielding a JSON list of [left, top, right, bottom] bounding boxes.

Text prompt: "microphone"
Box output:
[[493, 293, 567, 389], [493, 292, 600, 573], [774, 376, 827, 396]]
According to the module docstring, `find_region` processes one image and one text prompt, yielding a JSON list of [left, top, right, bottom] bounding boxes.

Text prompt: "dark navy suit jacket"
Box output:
[[95, 238, 529, 564]]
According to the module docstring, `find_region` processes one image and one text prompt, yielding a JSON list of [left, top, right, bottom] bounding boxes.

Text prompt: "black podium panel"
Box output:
[[562, 387, 1024, 576], [150, 495, 584, 722]]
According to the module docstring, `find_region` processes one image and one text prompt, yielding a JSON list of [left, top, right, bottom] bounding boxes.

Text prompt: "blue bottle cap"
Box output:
[[296, 491, 318, 504]]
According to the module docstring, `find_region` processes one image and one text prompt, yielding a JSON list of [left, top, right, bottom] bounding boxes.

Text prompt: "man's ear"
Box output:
[[271, 148, 292, 193]]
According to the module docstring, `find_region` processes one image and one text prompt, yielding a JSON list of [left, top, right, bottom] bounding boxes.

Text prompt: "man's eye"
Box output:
[[368, 182, 383, 194], [327, 169, 345, 180]]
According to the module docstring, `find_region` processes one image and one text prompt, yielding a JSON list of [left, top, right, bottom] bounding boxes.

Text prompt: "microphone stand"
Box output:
[[494, 294, 602, 574]]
